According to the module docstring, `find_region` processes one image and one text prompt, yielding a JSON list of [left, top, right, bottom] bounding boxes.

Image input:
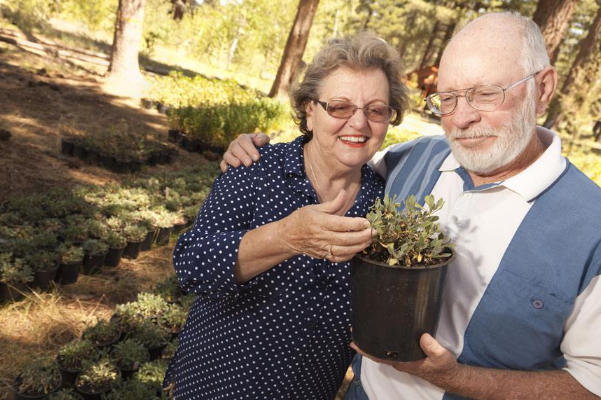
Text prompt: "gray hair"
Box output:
[[291, 32, 409, 139]]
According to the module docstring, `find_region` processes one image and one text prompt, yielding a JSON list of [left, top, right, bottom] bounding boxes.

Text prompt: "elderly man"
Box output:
[[220, 12, 601, 400]]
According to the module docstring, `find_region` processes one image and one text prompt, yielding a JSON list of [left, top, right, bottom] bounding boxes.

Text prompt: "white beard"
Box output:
[[447, 94, 537, 175]]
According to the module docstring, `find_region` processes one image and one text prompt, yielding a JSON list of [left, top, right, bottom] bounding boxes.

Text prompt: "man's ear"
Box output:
[[536, 66, 558, 116], [305, 100, 315, 131]]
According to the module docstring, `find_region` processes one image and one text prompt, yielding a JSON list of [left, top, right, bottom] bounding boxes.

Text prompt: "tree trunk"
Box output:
[[106, 0, 147, 96], [268, 0, 320, 99], [544, 4, 601, 130], [532, 0, 578, 65], [420, 20, 441, 70], [434, 21, 455, 67]]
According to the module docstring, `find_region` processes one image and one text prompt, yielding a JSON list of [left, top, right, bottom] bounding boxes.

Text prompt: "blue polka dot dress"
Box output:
[[165, 135, 384, 399]]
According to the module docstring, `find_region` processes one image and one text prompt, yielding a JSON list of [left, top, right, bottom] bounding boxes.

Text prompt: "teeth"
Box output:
[[339, 136, 367, 143]]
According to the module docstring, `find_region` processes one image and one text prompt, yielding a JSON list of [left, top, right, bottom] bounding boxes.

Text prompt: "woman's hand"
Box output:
[[276, 191, 375, 263], [220, 133, 271, 172]]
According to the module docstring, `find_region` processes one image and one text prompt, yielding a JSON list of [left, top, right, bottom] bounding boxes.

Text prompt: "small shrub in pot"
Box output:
[[75, 357, 121, 399], [131, 321, 170, 361], [57, 245, 84, 284], [57, 339, 99, 387], [82, 240, 109, 275], [110, 339, 150, 379], [82, 320, 121, 349], [13, 358, 62, 399]]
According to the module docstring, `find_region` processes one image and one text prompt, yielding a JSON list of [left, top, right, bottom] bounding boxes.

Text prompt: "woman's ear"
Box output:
[[535, 66, 558, 116], [305, 100, 315, 131]]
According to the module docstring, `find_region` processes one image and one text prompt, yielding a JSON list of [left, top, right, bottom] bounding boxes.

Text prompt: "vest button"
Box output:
[[532, 299, 544, 309]]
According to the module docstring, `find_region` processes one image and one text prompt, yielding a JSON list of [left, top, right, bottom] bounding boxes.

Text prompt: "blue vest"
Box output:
[[382, 136, 601, 400]]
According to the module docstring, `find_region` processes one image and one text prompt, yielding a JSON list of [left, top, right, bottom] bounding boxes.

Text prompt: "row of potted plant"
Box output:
[[0, 165, 217, 302], [59, 120, 177, 174], [13, 276, 189, 399]]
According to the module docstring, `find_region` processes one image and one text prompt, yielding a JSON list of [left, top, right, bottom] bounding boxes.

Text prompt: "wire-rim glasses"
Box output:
[[426, 71, 541, 116], [312, 99, 396, 123]]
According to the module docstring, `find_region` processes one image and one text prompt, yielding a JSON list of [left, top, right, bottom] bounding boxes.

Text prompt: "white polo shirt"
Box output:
[[363, 128, 601, 398]]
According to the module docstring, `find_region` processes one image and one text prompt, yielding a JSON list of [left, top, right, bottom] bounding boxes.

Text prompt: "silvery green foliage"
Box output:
[[365, 195, 451, 267]]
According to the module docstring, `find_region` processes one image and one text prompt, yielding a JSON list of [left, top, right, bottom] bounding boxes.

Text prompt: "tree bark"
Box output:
[[544, 3, 601, 130], [420, 20, 441, 70], [268, 0, 320, 99], [434, 21, 456, 67], [532, 0, 578, 65], [106, 0, 147, 95]]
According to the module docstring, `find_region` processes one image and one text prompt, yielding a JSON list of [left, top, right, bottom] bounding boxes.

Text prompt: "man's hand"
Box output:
[[220, 133, 270, 173], [351, 333, 460, 389], [277, 191, 375, 263]]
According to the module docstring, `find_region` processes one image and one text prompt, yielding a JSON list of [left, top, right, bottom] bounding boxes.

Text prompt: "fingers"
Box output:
[[228, 141, 255, 167], [219, 160, 229, 173], [315, 190, 348, 215], [253, 133, 270, 146], [419, 334, 446, 360]]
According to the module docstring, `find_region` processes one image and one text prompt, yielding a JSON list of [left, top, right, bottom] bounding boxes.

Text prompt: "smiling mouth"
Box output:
[[339, 136, 368, 144]]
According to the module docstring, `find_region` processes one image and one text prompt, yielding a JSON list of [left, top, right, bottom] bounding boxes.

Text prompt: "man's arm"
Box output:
[[352, 334, 600, 400], [220, 133, 270, 172]]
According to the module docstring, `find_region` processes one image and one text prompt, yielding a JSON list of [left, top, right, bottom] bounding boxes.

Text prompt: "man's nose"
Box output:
[[450, 96, 481, 129]]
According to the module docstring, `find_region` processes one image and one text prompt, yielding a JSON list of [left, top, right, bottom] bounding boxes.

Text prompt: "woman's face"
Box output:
[[305, 67, 391, 170]]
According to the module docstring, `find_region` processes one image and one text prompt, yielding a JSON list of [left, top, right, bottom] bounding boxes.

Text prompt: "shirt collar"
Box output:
[[283, 135, 309, 178], [438, 126, 567, 201]]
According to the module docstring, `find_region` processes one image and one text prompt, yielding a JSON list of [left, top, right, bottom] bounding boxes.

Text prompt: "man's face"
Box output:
[[437, 24, 537, 175]]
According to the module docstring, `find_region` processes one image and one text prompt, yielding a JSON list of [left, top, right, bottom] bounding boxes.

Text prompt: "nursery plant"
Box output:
[[59, 244, 85, 264], [13, 357, 61, 398], [133, 359, 169, 393], [101, 378, 160, 400], [351, 194, 454, 362], [75, 357, 121, 397], [158, 304, 186, 335], [83, 320, 121, 348], [110, 339, 150, 378], [57, 339, 99, 386], [48, 388, 85, 400], [131, 321, 170, 360]]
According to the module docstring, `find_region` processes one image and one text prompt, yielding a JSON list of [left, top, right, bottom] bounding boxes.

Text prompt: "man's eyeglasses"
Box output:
[[426, 71, 540, 116], [312, 99, 396, 123]]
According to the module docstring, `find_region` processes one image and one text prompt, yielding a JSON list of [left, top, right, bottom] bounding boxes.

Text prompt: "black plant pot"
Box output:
[[57, 362, 81, 388], [61, 138, 76, 156], [56, 260, 82, 284], [155, 227, 173, 246], [84, 149, 100, 165], [33, 266, 59, 290], [0, 281, 25, 302], [82, 254, 106, 275], [123, 241, 143, 260], [110, 159, 130, 174], [129, 159, 143, 174], [73, 144, 88, 161], [104, 247, 125, 268], [350, 252, 454, 362], [140, 230, 155, 252], [98, 153, 115, 169], [168, 129, 180, 143], [13, 373, 61, 400], [141, 98, 154, 109], [165, 149, 177, 164], [172, 222, 187, 235], [148, 343, 168, 361]]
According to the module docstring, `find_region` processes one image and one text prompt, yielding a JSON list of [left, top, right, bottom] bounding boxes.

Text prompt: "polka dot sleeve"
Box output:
[[172, 163, 258, 298]]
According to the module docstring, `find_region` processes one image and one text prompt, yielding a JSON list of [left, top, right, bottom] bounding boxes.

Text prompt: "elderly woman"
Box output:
[[165, 32, 409, 399]]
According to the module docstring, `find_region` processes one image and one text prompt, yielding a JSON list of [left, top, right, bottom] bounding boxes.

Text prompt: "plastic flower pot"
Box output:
[[57, 362, 81, 388], [33, 266, 59, 290], [172, 222, 187, 235], [110, 159, 130, 174], [98, 153, 115, 169], [75, 370, 120, 400], [82, 255, 106, 275], [140, 230, 155, 252], [0, 281, 25, 302], [350, 251, 455, 362], [104, 247, 125, 268], [73, 144, 88, 161], [13, 373, 62, 400], [148, 343, 168, 361], [123, 241, 143, 260], [168, 129, 180, 143], [56, 260, 82, 284], [84, 149, 100, 165], [61, 138, 76, 156], [155, 227, 172, 246], [141, 98, 154, 109]]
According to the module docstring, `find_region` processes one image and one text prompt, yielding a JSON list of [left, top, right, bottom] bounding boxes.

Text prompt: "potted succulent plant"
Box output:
[[110, 339, 150, 380], [152, 211, 174, 246], [82, 320, 121, 350], [86, 220, 109, 241], [57, 244, 84, 284], [57, 339, 99, 387], [75, 357, 121, 400], [25, 251, 58, 290], [48, 388, 85, 400], [111, 304, 143, 339], [122, 225, 146, 260], [0, 254, 33, 302], [61, 222, 89, 245], [103, 231, 127, 268], [82, 240, 109, 275], [100, 378, 160, 400], [133, 359, 169, 395], [131, 321, 170, 361], [351, 195, 454, 362], [161, 339, 178, 360], [158, 304, 186, 339], [154, 275, 183, 304], [13, 358, 62, 400]]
